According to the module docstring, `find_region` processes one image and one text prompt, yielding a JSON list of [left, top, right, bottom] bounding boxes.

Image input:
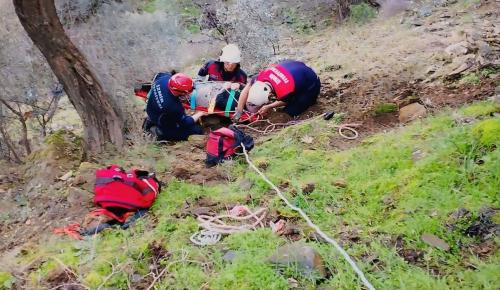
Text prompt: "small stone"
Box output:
[[382, 196, 394, 205], [421, 233, 450, 251], [74, 162, 99, 191], [25, 219, 32, 225], [333, 179, 347, 188], [14, 194, 28, 206], [301, 135, 314, 144], [288, 278, 299, 288], [59, 170, 73, 181], [412, 149, 425, 161], [444, 42, 469, 56], [67, 187, 92, 207], [399, 103, 427, 123], [268, 242, 326, 278], [450, 208, 470, 220], [418, 6, 433, 17], [222, 250, 239, 262]]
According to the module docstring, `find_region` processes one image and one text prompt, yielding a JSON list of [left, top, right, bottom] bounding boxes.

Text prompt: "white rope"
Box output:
[[190, 230, 222, 246], [196, 207, 268, 234], [241, 145, 376, 290]]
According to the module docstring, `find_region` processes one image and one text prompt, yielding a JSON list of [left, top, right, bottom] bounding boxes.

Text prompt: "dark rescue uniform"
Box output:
[[198, 60, 247, 84], [146, 74, 202, 141], [254, 60, 321, 116]]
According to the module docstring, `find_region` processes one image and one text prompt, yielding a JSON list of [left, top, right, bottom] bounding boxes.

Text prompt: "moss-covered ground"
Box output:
[[11, 101, 499, 290]]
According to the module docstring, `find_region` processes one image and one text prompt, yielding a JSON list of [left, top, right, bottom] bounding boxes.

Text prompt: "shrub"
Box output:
[[373, 103, 398, 116], [472, 119, 500, 147], [0, 272, 15, 290], [460, 73, 481, 85], [350, 3, 377, 24]]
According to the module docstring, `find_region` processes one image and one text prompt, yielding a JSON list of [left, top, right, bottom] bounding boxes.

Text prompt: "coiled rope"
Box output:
[[196, 207, 268, 234], [236, 114, 360, 139]]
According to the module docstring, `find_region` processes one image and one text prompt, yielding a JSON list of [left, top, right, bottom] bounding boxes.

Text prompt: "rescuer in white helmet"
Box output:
[[197, 44, 247, 88]]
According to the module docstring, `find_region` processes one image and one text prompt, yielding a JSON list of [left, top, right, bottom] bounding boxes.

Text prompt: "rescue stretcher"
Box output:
[[134, 81, 260, 123]]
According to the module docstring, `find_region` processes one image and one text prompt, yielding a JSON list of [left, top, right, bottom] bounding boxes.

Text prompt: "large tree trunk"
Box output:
[[13, 0, 124, 153]]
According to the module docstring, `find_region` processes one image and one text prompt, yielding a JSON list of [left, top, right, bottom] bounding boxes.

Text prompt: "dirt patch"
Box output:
[[170, 158, 227, 185], [319, 77, 497, 123], [45, 267, 81, 290], [174, 196, 233, 219], [164, 135, 228, 186], [392, 236, 425, 264]]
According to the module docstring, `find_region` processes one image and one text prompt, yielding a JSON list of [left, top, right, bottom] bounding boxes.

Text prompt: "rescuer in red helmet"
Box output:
[[145, 72, 205, 141]]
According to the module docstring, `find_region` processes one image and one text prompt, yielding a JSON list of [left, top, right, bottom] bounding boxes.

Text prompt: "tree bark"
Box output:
[[13, 0, 125, 153]]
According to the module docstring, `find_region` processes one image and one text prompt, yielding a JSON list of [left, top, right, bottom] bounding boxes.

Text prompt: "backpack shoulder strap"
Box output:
[[217, 135, 225, 160], [224, 90, 236, 117]]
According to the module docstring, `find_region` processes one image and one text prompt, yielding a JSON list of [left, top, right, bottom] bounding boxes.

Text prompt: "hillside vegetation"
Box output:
[[3, 100, 497, 289], [0, 0, 498, 289]]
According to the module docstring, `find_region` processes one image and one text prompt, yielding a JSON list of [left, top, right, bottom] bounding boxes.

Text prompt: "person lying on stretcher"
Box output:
[[185, 80, 259, 116]]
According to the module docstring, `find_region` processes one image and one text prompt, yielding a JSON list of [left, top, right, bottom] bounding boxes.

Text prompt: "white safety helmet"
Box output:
[[219, 44, 241, 63], [247, 81, 271, 107]]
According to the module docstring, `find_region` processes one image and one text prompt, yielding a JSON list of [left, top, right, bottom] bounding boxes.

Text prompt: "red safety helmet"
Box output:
[[168, 73, 194, 96]]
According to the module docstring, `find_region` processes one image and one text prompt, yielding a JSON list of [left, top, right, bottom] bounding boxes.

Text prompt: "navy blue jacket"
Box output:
[[252, 60, 321, 116], [198, 61, 247, 84], [146, 74, 202, 140]]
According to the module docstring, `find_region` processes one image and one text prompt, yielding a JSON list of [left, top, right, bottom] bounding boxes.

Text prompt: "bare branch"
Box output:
[[0, 97, 23, 118], [0, 121, 22, 163]]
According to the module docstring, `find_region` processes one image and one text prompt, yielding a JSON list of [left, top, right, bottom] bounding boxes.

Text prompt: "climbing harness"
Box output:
[[241, 146, 376, 290]]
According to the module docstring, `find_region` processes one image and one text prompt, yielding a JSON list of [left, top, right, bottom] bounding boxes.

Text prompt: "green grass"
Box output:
[[460, 73, 481, 85], [0, 272, 15, 290], [373, 103, 398, 116], [13, 101, 499, 289]]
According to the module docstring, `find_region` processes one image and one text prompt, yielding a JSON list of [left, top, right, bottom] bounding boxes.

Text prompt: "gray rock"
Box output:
[[268, 243, 326, 278], [67, 187, 92, 207], [418, 6, 433, 17], [412, 149, 425, 162], [421, 233, 450, 251], [450, 208, 470, 220], [222, 250, 239, 262], [399, 103, 427, 123], [444, 42, 469, 56]]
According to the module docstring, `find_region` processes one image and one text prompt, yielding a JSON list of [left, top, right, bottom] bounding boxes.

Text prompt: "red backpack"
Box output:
[[94, 165, 160, 217], [206, 125, 254, 166]]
